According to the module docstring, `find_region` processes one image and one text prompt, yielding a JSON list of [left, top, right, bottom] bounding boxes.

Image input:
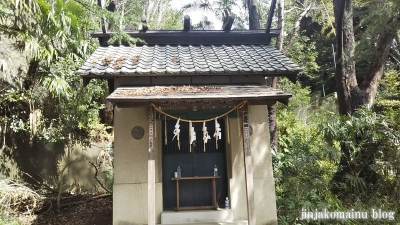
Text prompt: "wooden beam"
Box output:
[[83, 77, 92, 87], [115, 100, 279, 108], [286, 74, 297, 84], [223, 15, 235, 31], [265, 0, 277, 34], [116, 102, 149, 108], [141, 16, 148, 32], [97, 0, 106, 33], [242, 104, 256, 225], [107, 79, 114, 94], [183, 15, 191, 31], [148, 106, 155, 225], [82, 72, 297, 79], [265, 0, 277, 44], [93, 30, 280, 45]]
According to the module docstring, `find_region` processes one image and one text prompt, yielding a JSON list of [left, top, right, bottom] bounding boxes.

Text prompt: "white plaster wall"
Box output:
[[112, 86, 277, 225], [228, 118, 248, 221], [113, 183, 163, 225], [228, 105, 277, 225], [250, 105, 278, 225], [113, 106, 163, 225]]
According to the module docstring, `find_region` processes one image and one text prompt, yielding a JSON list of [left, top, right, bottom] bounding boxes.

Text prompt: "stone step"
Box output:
[[161, 210, 241, 224], [159, 220, 248, 225]]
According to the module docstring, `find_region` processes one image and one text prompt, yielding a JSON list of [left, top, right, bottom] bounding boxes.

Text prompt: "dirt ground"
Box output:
[[34, 195, 112, 225], [10, 194, 113, 225]]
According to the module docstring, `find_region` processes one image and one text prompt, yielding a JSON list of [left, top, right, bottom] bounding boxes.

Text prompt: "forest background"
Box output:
[[0, 0, 400, 224]]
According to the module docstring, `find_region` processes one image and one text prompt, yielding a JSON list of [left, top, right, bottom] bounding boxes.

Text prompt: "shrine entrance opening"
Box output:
[[162, 119, 228, 210]]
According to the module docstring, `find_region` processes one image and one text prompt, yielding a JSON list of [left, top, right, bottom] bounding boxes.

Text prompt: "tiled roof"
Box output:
[[77, 45, 301, 77]]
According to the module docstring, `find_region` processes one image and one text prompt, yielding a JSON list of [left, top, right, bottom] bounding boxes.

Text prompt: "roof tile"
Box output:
[[77, 44, 301, 76]]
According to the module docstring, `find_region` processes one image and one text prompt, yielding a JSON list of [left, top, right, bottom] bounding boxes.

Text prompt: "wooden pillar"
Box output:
[[97, 0, 106, 33], [242, 104, 256, 225], [183, 15, 191, 31], [148, 106, 156, 225]]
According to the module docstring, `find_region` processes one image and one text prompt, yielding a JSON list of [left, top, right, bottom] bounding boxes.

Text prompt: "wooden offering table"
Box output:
[[171, 176, 220, 211]]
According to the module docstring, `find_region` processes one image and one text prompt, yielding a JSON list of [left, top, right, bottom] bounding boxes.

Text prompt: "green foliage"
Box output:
[[275, 80, 342, 224], [276, 77, 400, 224], [286, 35, 320, 80], [38, 57, 109, 145], [191, 16, 216, 30], [109, 0, 181, 31], [377, 69, 400, 100], [103, 0, 182, 43], [353, 1, 400, 81], [0, 0, 181, 189], [0, 0, 97, 64], [358, 0, 400, 35], [148, 8, 182, 30], [101, 165, 114, 189], [108, 30, 144, 46], [375, 69, 400, 132], [374, 99, 400, 129], [318, 109, 400, 224], [0, 0, 111, 143], [277, 78, 312, 114], [272, 1, 400, 224], [0, 0, 114, 188], [375, 99, 400, 110], [321, 107, 400, 203], [0, 214, 21, 225]]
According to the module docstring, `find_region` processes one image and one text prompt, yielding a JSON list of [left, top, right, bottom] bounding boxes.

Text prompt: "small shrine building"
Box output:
[[77, 16, 301, 225]]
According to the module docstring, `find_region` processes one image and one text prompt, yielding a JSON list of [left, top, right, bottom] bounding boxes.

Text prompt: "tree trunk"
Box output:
[[143, 0, 150, 19], [334, 0, 395, 115], [276, 0, 284, 51], [283, 3, 312, 53], [334, 0, 358, 115], [23, 60, 40, 90], [267, 0, 284, 152], [120, 4, 125, 29], [332, 0, 395, 195], [359, 29, 395, 104], [248, 3, 260, 30]]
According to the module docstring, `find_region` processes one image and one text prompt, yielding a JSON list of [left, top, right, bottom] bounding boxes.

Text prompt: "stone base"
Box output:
[[158, 222, 248, 225], [161, 209, 237, 224]]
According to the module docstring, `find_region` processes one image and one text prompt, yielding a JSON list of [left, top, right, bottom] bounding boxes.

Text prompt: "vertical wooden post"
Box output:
[[97, 0, 107, 33], [148, 106, 155, 225], [242, 104, 256, 225]]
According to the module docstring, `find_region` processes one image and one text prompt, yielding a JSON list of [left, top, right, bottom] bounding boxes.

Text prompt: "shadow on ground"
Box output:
[[32, 194, 112, 225]]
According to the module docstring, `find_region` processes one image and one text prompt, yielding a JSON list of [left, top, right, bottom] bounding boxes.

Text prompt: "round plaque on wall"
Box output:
[[131, 126, 145, 140]]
